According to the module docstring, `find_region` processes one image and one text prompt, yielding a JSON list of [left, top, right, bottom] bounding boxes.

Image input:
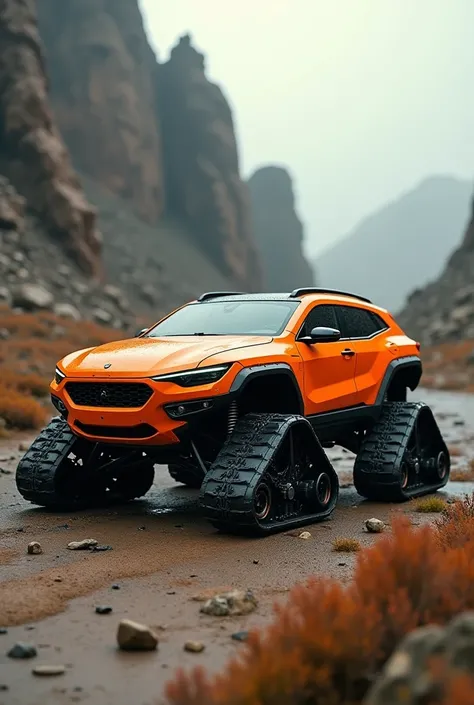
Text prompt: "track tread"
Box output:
[[15, 416, 77, 507], [353, 401, 450, 501], [199, 412, 338, 535]]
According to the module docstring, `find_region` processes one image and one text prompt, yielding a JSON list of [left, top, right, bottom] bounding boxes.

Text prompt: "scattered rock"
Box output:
[[0, 467, 11, 474], [92, 308, 113, 325], [95, 606, 113, 615], [111, 584, 121, 590], [18, 442, 29, 452], [12, 283, 53, 311], [54, 577, 62, 583], [53, 303, 81, 320], [364, 611, 474, 704], [27, 541, 43, 555], [67, 539, 98, 550], [231, 631, 249, 642], [8, 642, 37, 659], [298, 531, 312, 539], [0, 628, 7, 635], [32, 664, 65, 676], [365, 518, 385, 534], [184, 640, 205, 653], [200, 589, 258, 617], [116, 619, 159, 651], [90, 544, 112, 552], [0, 327, 10, 340]]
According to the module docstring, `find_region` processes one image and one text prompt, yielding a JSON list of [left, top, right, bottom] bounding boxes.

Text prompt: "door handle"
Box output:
[[341, 348, 355, 357]]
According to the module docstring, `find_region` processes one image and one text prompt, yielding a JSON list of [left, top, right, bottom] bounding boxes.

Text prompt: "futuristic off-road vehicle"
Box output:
[[16, 289, 450, 535]]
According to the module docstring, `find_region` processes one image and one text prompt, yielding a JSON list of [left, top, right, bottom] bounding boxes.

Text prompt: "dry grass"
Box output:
[[332, 537, 361, 553], [0, 304, 123, 430], [414, 496, 447, 513]]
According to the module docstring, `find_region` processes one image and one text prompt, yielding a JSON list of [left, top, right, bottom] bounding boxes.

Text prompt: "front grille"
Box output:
[[75, 421, 157, 439], [65, 382, 153, 408]]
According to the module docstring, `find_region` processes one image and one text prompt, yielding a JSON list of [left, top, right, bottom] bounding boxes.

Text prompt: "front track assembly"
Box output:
[[199, 412, 339, 535], [16, 416, 155, 509], [353, 401, 450, 502]]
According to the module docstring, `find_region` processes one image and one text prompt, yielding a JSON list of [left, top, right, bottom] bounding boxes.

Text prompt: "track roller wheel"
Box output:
[[353, 401, 450, 502], [16, 417, 155, 509], [200, 412, 339, 536]]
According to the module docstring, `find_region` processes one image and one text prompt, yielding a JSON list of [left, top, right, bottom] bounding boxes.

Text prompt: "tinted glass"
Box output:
[[146, 300, 300, 337], [301, 305, 338, 336], [335, 305, 386, 338]]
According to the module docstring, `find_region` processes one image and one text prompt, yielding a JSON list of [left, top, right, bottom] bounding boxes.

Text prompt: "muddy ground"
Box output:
[[0, 388, 474, 705]]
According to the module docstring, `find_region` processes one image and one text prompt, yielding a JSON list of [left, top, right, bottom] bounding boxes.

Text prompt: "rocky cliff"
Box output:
[[247, 166, 314, 291], [158, 34, 262, 289], [36, 2, 261, 291], [398, 190, 474, 345], [36, 0, 164, 225], [0, 0, 102, 278]]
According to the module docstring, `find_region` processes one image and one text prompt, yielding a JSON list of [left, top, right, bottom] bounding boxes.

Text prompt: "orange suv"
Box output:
[[16, 288, 450, 535]]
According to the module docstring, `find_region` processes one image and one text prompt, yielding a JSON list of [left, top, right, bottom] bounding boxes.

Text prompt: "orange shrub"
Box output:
[[165, 505, 474, 705], [435, 494, 474, 550], [0, 306, 123, 429], [0, 384, 47, 429]]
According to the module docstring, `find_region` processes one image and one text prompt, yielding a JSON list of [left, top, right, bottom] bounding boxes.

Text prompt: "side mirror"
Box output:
[[299, 326, 341, 344], [135, 328, 148, 337]]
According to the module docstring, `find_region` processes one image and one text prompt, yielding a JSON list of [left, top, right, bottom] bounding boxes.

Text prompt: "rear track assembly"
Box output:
[[353, 402, 450, 501], [199, 412, 339, 535]]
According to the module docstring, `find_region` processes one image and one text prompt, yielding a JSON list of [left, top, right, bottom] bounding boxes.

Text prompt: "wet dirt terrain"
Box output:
[[0, 388, 473, 705]]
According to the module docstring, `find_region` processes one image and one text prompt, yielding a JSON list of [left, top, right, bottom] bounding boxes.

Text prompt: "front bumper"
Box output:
[[50, 369, 239, 446]]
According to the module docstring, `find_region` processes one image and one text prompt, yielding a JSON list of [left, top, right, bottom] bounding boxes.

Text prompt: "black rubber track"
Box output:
[[168, 462, 204, 489], [16, 416, 78, 508], [16, 416, 155, 509], [199, 412, 339, 536], [353, 401, 450, 501]]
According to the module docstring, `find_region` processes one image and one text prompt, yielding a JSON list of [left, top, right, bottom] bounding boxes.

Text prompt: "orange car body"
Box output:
[[50, 290, 421, 450]]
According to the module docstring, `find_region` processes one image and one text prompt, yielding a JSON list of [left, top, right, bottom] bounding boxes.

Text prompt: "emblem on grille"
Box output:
[[100, 388, 109, 402], [104, 363, 111, 369]]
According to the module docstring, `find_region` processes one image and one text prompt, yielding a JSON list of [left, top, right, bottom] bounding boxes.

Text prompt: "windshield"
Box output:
[[146, 300, 300, 337]]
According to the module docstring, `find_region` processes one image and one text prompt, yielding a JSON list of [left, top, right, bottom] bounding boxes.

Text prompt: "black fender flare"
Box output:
[[376, 355, 422, 405], [229, 363, 305, 415]]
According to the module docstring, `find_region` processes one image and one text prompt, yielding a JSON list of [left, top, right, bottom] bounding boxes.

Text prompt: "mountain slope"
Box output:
[[247, 166, 314, 290], [313, 176, 473, 312], [398, 190, 474, 345]]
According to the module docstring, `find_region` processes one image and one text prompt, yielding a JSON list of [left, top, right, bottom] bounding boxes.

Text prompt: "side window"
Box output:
[[300, 305, 338, 336], [335, 305, 387, 339]]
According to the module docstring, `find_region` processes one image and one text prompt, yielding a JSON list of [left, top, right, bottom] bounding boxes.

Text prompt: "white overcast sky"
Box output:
[[139, 0, 474, 259]]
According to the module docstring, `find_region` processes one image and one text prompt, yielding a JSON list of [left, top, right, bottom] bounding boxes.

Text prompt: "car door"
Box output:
[[333, 305, 390, 406], [295, 304, 359, 415]]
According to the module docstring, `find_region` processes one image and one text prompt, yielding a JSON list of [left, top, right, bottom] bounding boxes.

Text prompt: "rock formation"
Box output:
[[0, 0, 102, 277], [36, 0, 164, 224], [314, 176, 473, 313], [399, 190, 474, 345], [247, 166, 314, 291], [158, 34, 262, 290]]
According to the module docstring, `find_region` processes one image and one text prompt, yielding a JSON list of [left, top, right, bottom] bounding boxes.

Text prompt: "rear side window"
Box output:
[[300, 305, 338, 336], [335, 305, 388, 339]]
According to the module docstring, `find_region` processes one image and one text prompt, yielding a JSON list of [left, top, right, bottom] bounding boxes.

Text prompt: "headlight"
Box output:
[[151, 364, 232, 387], [54, 367, 66, 385]]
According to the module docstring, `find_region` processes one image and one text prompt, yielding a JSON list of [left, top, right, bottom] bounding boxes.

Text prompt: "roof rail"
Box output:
[[197, 291, 247, 302], [289, 287, 372, 304]]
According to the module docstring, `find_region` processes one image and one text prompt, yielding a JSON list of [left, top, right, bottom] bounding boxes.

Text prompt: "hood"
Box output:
[[60, 335, 272, 378]]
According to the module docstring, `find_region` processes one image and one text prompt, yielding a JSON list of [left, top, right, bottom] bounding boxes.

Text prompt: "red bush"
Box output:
[[165, 505, 474, 705]]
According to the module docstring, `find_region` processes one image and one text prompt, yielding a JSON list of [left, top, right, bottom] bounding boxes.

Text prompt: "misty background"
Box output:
[[140, 0, 474, 260]]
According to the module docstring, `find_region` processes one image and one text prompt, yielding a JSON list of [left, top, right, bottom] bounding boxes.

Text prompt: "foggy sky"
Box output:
[[140, 0, 474, 259]]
